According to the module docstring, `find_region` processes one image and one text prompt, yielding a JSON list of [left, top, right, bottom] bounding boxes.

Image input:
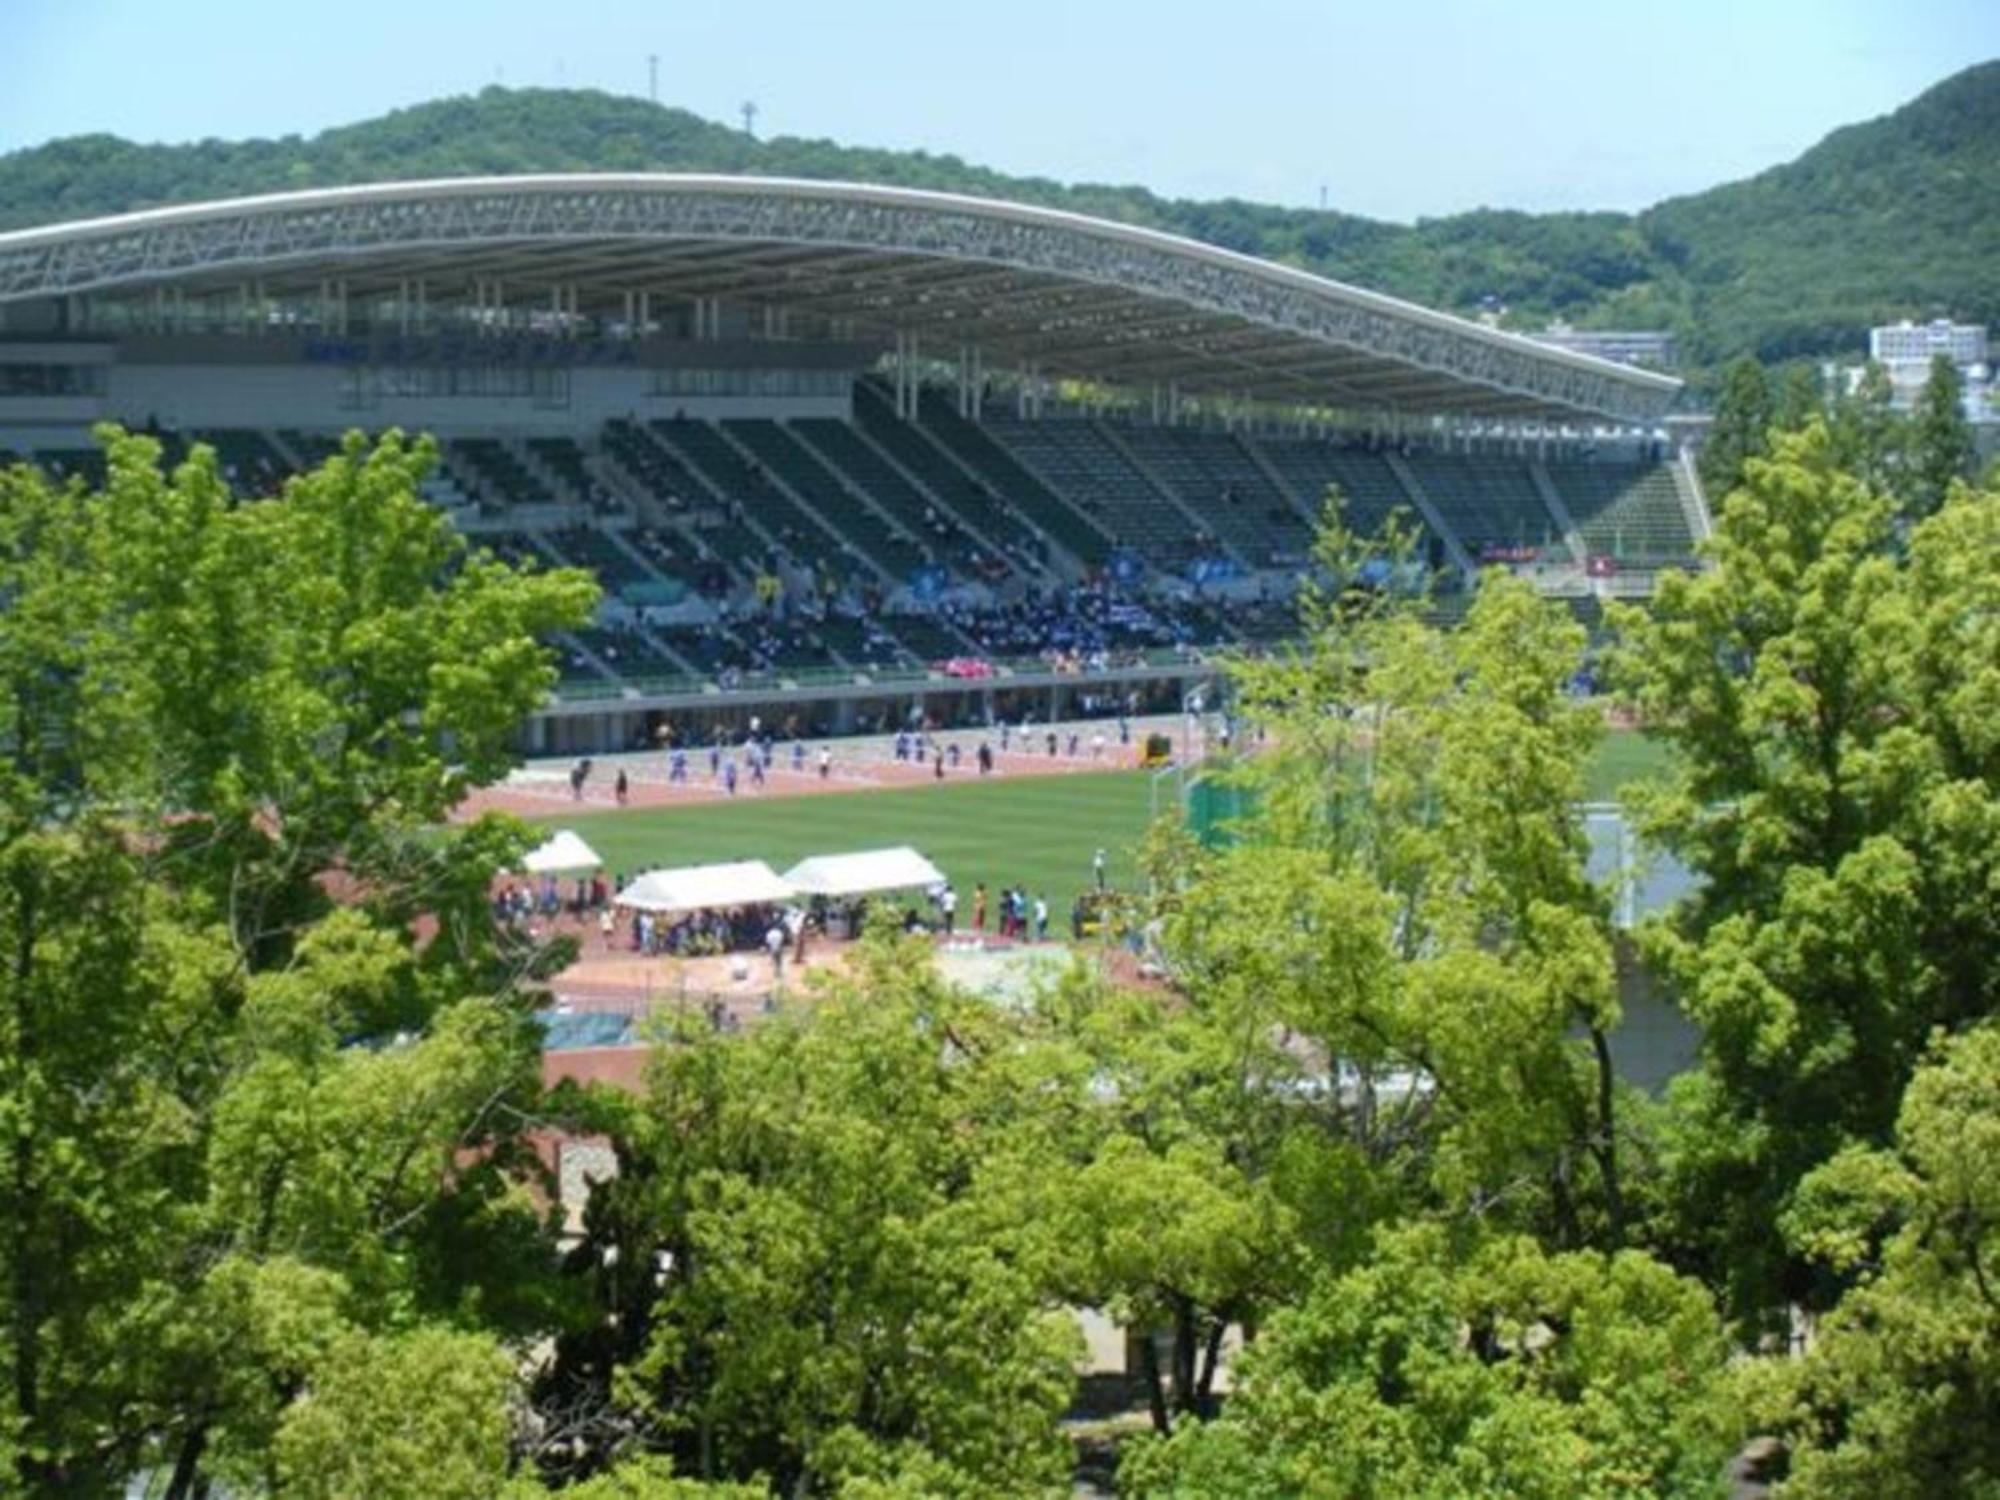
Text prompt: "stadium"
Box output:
[[0, 173, 1699, 757], [9, 35, 1992, 1488]]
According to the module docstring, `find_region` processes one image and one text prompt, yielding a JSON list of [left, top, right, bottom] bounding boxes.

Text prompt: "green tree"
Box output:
[[1904, 352, 1976, 519], [1827, 360, 1905, 501], [541, 941, 1082, 1498], [272, 1327, 516, 1500], [1771, 362, 1825, 432], [1607, 422, 2000, 1326], [0, 429, 596, 1495], [1120, 1224, 1737, 1500], [1699, 355, 1773, 500], [1196, 524, 1634, 1254], [1744, 1024, 2000, 1497]]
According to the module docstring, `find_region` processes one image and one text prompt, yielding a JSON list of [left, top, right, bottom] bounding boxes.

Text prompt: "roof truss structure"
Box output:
[[0, 176, 1681, 423]]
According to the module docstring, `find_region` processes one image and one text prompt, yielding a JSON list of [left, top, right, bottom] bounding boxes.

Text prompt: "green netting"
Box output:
[[1186, 776, 1256, 849]]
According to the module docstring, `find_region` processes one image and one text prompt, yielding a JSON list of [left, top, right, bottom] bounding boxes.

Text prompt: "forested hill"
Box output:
[[2, 59, 1995, 372]]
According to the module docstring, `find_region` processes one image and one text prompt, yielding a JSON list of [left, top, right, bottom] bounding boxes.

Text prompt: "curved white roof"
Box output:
[[0, 175, 1679, 422]]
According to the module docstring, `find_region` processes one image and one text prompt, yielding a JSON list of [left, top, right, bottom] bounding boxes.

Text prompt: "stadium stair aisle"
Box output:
[[910, 390, 1114, 568], [1399, 453, 1564, 556], [525, 436, 611, 511], [1111, 423, 1315, 565], [851, 386, 1053, 571], [1547, 461, 1695, 562], [983, 415, 1198, 565], [791, 417, 1013, 583], [535, 524, 670, 600], [451, 437, 547, 512], [649, 418, 873, 587], [722, 419, 920, 581]]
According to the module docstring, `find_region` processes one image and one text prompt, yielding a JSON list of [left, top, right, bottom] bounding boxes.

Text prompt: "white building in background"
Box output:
[[1864, 319, 1991, 419], [1870, 318, 1987, 367]]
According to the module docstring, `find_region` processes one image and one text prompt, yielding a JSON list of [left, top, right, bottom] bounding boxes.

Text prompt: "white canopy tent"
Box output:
[[781, 847, 947, 899], [521, 829, 602, 875], [615, 860, 794, 915]]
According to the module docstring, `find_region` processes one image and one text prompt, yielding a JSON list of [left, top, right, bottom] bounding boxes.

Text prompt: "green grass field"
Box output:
[[551, 770, 1158, 921], [1584, 727, 1673, 802], [536, 730, 1671, 918]]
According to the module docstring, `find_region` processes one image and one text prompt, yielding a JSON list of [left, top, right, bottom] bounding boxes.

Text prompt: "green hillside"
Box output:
[[1, 61, 1994, 374]]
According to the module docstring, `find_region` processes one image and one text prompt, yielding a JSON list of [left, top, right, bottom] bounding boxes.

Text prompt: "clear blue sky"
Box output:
[[1, 0, 1992, 222]]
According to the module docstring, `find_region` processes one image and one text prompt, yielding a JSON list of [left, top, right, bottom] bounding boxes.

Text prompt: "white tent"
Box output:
[[615, 860, 794, 914], [781, 846, 948, 898], [521, 829, 602, 875]]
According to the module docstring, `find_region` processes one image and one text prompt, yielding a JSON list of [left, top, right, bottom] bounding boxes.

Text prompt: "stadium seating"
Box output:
[[526, 437, 608, 510], [909, 392, 1114, 567], [1548, 462, 1694, 561], [601, 418, 710, 515], [452, 438, 547, 511], [1401, 454, 1565, 556], [723, 419, 921, 580], [33, 448, 108, 488], [1112, 424, 1313, 564], [194, 429, 291, 495], [813, 614, 911, 671], [791, 417, 1011, 582], [8, 400, 1686, 703], [982, 415, 1194, 563], [279, 430, 343, 471], [566, 623, 689, 683], [884, 613, 973, 663], [539, 525, 658, 595], [851, 387, 1053, 568], [1242, 439, 1418, 540], [649, 417, 866, 583]]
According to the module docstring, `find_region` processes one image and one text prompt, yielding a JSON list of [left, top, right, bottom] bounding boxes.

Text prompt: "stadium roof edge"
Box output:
[[0, 174, 1681, 423]]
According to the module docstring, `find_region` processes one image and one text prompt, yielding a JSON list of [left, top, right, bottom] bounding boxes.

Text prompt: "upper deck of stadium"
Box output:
[[0, 174, 1678, 425]]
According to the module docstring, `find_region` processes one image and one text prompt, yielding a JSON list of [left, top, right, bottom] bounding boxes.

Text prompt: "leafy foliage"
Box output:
[[0, 430, 597, 1495], [1121, 1225, 1737, 1500], [1608, 422, 2000, 1325], [1747, 1025, 2000, 1497]]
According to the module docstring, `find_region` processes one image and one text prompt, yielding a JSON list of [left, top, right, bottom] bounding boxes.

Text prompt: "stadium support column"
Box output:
[[971, 347, 984, 420], [415, 278, 427, 334], [399, 280, 411, 336]]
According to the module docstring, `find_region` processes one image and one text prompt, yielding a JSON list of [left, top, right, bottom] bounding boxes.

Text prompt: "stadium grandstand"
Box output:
[[0, 174, 1702, 753]]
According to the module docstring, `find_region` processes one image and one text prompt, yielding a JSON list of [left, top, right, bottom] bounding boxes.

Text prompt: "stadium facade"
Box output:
[[0, 175, 1705, 752]]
